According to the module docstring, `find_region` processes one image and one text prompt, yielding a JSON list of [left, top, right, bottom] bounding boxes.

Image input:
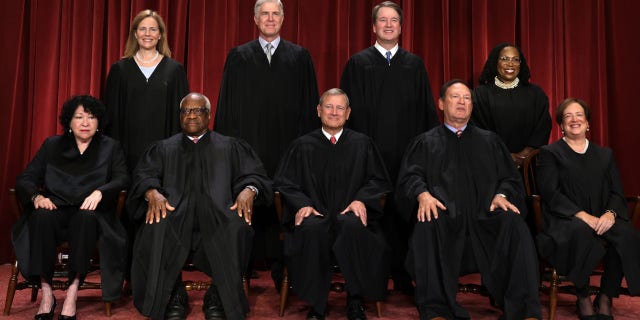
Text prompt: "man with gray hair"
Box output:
[[128, 93, 272, 320], [275, 89, 391, 320], [215, 0, 320, 286]]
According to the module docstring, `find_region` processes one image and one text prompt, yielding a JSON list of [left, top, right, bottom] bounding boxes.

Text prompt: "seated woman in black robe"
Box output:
[[472, 42, 551, 168], [12, 95, 129, 320], [536, 98, 640, 320]]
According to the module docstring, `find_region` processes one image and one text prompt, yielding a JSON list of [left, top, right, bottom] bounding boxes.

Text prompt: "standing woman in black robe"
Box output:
[[472, 42, 551, 168], [536, 98, 640, 319], [104, 9, 188, 288], [12, 95, 129, 320], [104, 9, 189, 172]]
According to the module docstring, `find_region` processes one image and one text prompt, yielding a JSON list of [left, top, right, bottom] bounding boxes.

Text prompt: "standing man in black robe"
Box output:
[[396, 80, 541, 320], [275, 89, 391, 320], [127, 93, 272, 320], [340, 1, 439, 293], [215, 0, 320, 277]]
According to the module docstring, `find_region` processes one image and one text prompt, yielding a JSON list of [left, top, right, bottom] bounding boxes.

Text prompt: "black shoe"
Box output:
[[165, 290, 189, 320], [203, 286, 225, 320], [34, 296, 56, 320], [347, 299, 367, 320], [58, 315, 76, 320], [306, 309, 325, 320]]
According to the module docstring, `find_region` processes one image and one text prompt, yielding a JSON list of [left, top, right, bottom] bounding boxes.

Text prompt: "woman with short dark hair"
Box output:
[[13, 95, 129, 320]]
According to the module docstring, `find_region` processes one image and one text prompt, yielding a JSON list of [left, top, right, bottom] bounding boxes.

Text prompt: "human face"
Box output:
[[180, 95, 210, 137], [254, 2, 283, 42], [439, 83, 473, 127], [561, 102, 589, 139], [496, 46, 521, 84], [317, 94, 351, 134], [70, 105, 98, 143], [135, 17, 161, 51], [372, 7, 401, 46]]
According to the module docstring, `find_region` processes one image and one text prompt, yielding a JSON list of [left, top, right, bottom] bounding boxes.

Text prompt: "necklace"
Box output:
[[494, 76, 519, 89], [135, 50, 159, 63]]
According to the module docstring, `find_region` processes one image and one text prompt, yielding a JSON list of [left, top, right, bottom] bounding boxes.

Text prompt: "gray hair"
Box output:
[[319, 88, 350, 107], [254, 0, 284, 17], [180, 92, 211, 111]]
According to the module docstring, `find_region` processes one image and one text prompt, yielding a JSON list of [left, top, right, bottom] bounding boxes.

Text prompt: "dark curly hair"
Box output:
[[59, 95, 106, 134], [478, 42, 531, 85]]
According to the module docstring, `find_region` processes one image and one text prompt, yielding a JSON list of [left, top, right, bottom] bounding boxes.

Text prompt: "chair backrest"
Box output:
[[522, 149, 541, 197]]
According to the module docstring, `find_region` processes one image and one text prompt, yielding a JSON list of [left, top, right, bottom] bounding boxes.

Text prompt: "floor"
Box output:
[[2, 264, 639, 319]]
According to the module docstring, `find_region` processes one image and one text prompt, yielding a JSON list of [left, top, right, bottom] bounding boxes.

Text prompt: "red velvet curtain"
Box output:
[[1, 0, 639, 263]]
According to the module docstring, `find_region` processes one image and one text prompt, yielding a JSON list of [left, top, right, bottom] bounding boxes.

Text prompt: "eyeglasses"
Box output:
[[498, 56, 521, 64], [180, 107, 208, 116]]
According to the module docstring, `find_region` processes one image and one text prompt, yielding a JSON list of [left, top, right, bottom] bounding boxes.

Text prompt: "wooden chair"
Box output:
[[274, 191, 383, 317], [3, 188, 127, 317], [522, 150, 640, 320]]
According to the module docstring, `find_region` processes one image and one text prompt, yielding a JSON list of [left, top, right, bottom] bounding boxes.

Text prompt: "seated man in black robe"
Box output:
[[274, 88, 392, 320], [127, 92, 272, 320], [396, 80, 542, 320]]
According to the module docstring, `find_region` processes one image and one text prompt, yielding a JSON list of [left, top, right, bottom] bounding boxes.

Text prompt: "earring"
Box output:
[[69, 129, 72, 133], [96, 129, 100, 132], [587, 127, 590, 131]]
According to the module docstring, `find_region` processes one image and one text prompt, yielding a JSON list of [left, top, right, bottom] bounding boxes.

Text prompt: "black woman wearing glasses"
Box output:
[[472, 42, 551, 168]]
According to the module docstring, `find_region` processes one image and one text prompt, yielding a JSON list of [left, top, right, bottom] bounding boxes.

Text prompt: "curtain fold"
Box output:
[[0, 0, 638, 262]]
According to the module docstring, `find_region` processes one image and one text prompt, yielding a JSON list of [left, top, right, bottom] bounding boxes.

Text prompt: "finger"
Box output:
[[489, 203, 496, 212], [313, 209, 323, 217], [340, 208, 348, 214], [230, 203, 238, 210]]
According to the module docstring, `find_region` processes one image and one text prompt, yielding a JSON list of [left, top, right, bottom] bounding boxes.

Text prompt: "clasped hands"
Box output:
[[294, 200, 368, 227], [576, 210, 615, 235], [33, 190, 102, 211], [416, 192, 520, 222], [144, 188, 257, 225]]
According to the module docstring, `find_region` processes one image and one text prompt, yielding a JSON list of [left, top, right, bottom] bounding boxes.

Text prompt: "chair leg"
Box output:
[[242, 276, 249, 300], [31, 286, 38, 302], [375, 301, 382, 318], [549, 268, 559, 320], [279, 267, 289, 317], [3, 260, 19, 316], [104, 301, 112, 317]]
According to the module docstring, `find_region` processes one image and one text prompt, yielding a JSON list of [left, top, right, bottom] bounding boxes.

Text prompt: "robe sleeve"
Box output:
[[418, 61, 440, 130], [96, 140, 130, 204], [126, 142, 166, 220], [213, 49, 238, 135], [16, 138, 50, 208], [273, 142, 315, 225], [471, 86, 495, 131], [604, 151, 629, 221], [104, 62, 123, 140], [536, 147, 584, 218], [395, 135, 432, 222], [526, 87, 552, 148], [229, 138, 273, 207], [353, 140, 392, 220], [298, 49, 320, 136], [166, 62, 189, 135]]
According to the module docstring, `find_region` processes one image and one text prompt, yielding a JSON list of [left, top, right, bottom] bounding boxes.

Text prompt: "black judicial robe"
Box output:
[[127, 131, 272, 320], [536, 140, 640, 294], [12, 134, 129, 301], [471, 83, 551, 153], [104, 56, 189, 171], [340, 46, 439, 181], [215, 39, 319, 177], [274, 129, 391, 313], [396, 125, 541, 319]]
